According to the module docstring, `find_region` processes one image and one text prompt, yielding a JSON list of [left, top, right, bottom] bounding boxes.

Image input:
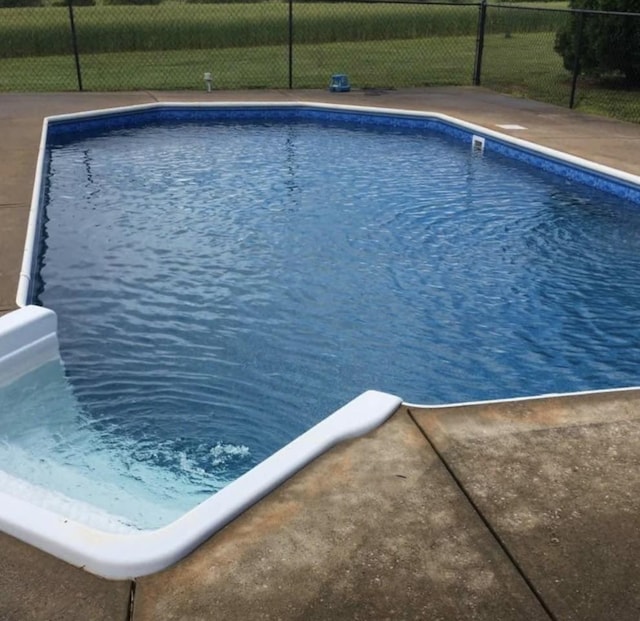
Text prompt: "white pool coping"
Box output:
[[5, 102, 640, 579], [0, 306, 401, 578]]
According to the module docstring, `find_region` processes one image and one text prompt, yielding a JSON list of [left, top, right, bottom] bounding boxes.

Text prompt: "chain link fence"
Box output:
[[479, 3, 640, 123], [0, 0, 639, 123], [0, 0, 482, 91], [558, 6, 640, 123], [479, 5, 573, 108], [290, 2, 480, 89]]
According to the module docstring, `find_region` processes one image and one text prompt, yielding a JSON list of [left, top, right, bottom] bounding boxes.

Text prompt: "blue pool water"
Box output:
[[5, 115, 640, 529]]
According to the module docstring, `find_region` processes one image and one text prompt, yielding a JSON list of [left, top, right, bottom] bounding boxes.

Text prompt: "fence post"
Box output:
[[288, 0, 293, 89], [473, 0, 487, 86], [67, 0, 83, 91], [569, 11, 585, 109]]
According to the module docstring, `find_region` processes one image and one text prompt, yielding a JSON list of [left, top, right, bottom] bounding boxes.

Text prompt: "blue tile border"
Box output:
[[45, 104, 640, 205], [483, 137, 640, 204]]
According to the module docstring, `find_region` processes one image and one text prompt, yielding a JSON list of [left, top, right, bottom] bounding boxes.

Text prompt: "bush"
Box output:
[[555, 0, 640, 85]]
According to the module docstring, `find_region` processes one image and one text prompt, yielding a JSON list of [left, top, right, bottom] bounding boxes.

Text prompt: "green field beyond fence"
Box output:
[[0, 0, 638, 123], [2, 3, 566, 57]]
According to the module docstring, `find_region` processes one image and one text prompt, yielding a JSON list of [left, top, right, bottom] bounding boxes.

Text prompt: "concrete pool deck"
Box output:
[[1, 88, 640, 620]]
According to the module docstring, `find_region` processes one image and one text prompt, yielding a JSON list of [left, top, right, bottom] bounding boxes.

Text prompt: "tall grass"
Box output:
[[0, 2, 565, 59]]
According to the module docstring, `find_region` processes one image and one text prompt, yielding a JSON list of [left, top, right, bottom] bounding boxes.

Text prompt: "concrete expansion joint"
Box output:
[[405, 407, 558, 621]]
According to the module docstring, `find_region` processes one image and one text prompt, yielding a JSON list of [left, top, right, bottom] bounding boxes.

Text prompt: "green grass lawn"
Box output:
[[0, 37, 477, 91], [481, 31, 571, 107]]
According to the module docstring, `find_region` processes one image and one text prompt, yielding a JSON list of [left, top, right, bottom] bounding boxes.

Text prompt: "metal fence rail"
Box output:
[[0, 0, 638, 123]]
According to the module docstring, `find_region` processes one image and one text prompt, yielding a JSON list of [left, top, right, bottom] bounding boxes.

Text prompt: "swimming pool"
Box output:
[[3, 102, 640, 578]]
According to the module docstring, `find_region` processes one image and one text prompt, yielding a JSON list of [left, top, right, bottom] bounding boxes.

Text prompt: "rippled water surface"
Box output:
[[7, 118, 640, 528]]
